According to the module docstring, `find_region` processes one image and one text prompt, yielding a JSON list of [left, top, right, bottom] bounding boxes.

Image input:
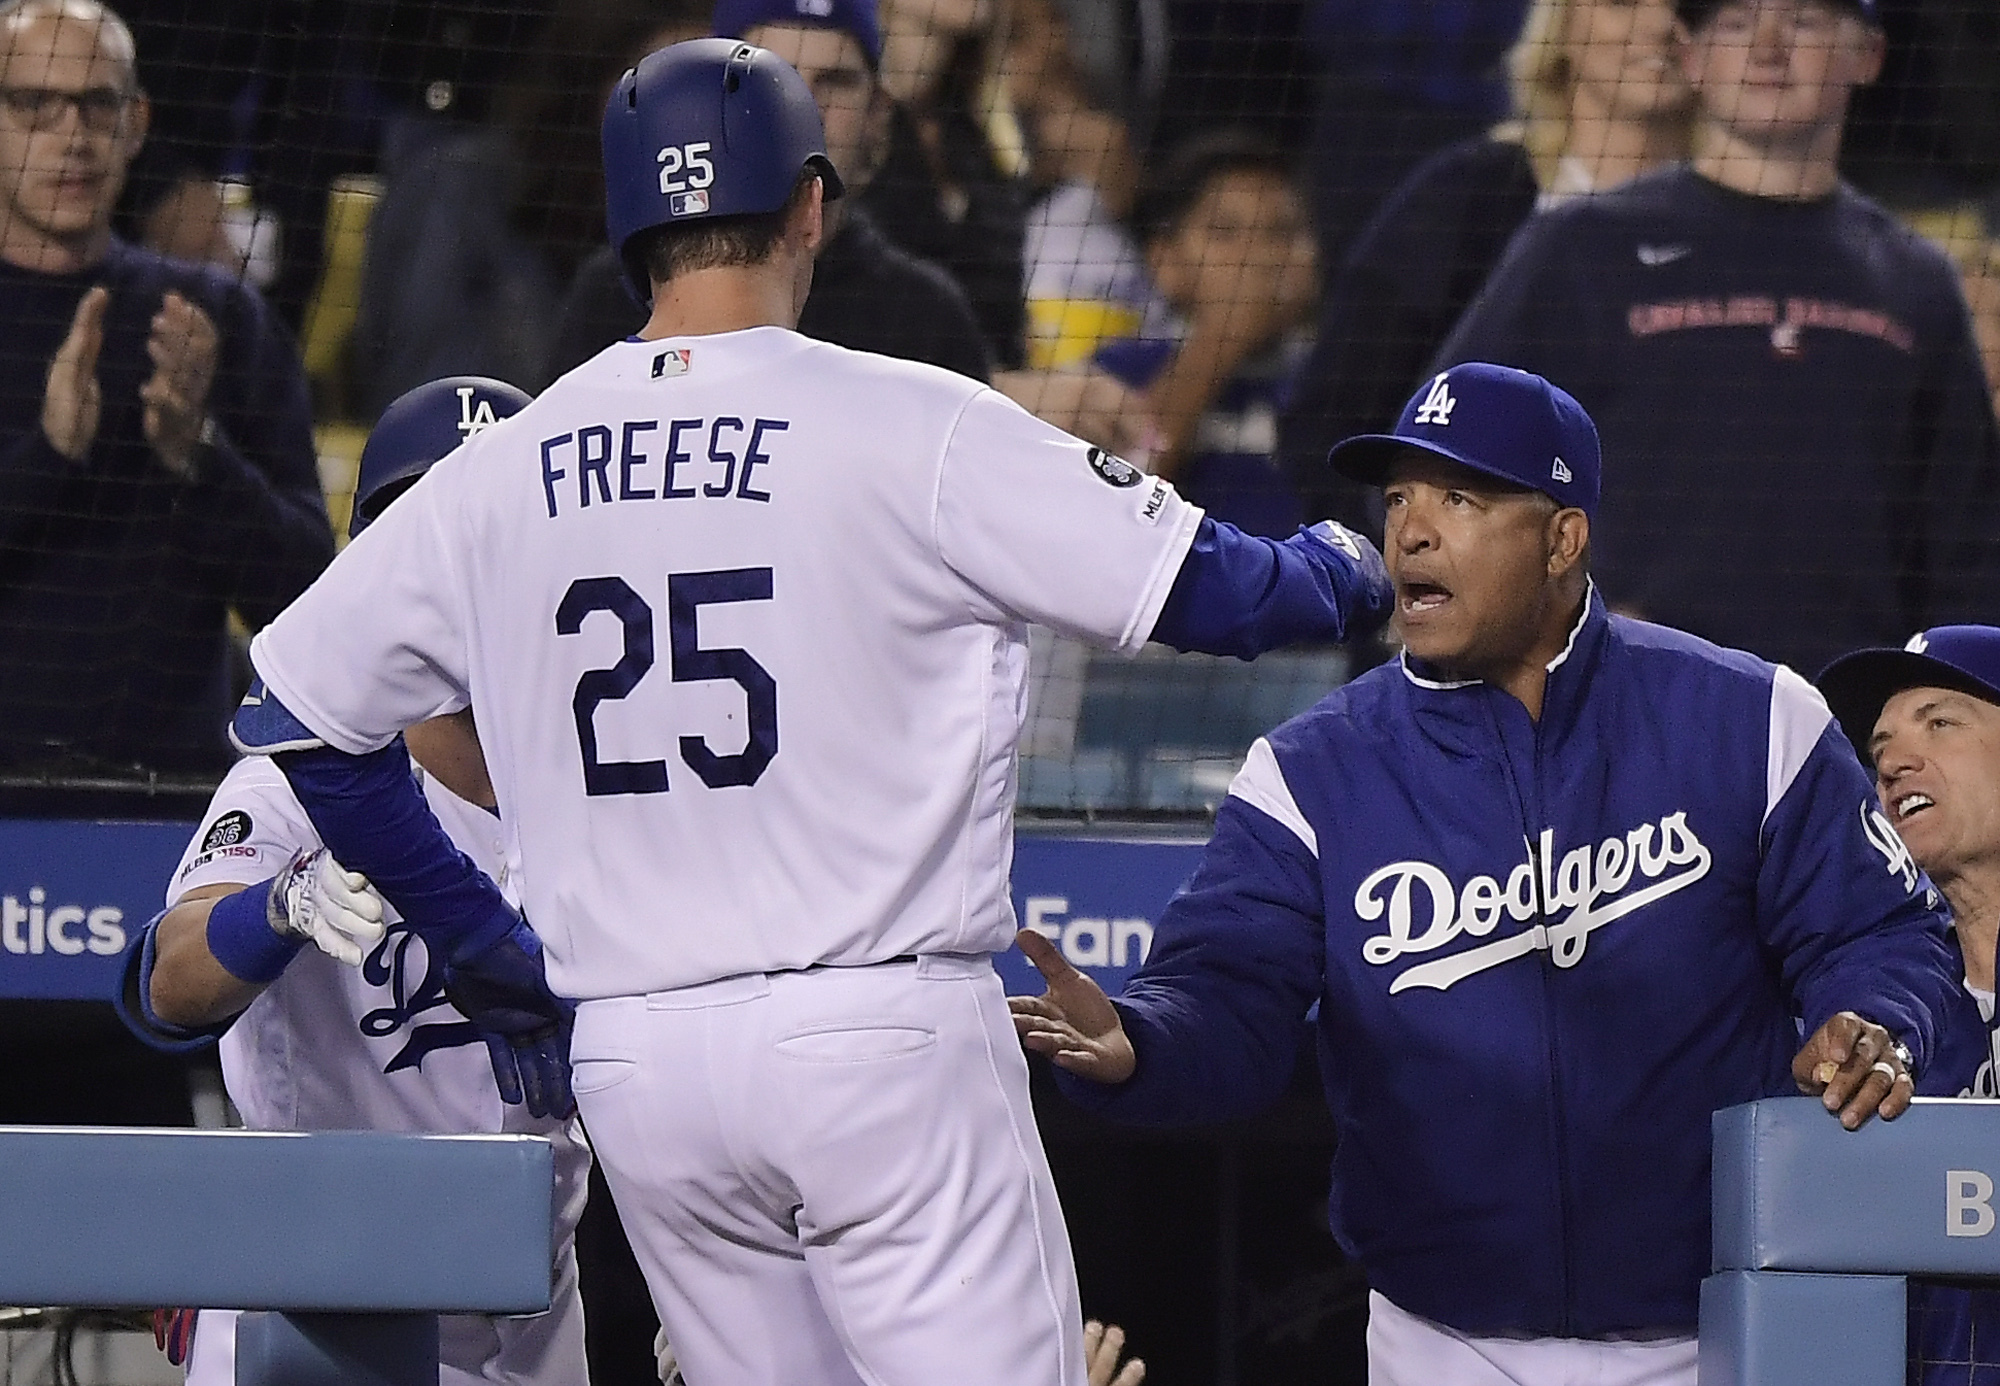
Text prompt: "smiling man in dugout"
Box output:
[[1011, 361, 1965, 1386], [1818, 627, 2000, 1386]]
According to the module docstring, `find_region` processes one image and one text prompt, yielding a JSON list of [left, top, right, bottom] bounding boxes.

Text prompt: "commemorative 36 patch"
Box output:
[[1087, 446, 1143, 488], [201, 809, 253, 853]]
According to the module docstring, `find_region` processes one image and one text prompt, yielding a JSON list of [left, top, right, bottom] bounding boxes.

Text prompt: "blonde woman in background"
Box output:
[[1279, 0, 1695, 528]]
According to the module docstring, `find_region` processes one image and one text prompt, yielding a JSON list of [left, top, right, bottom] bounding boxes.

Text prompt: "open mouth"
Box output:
[[1398, 580, 1452, 616], [1896, 793, 1935, 822]]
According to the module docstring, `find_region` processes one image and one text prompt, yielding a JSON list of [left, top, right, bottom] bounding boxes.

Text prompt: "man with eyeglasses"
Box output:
[[0, 0, 330, 781], [0, 0, 332, 1127]]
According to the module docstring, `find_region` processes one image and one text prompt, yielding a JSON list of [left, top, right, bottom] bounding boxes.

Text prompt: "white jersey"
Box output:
[[251, 328, 1203, 999], [169, 755, 578, 1142], [171, 757, 591, 1386]]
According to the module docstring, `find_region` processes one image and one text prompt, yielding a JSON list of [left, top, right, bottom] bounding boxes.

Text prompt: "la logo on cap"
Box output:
[[1551, 457, 1571, 483], [1412, 373, 1456, 427]]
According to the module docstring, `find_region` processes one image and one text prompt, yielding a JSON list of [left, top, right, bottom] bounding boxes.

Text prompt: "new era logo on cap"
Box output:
[[1552, 457, 1571, 483]]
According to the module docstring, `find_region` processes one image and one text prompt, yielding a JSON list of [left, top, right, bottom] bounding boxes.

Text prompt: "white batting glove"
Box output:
[[268, 848, 388, 967], [654, 1326, 683, 1386]]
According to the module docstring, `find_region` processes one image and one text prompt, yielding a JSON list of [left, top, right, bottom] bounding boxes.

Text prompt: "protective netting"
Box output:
[[0, 0, 1993, 820], [0, 4, 1995, 1382]]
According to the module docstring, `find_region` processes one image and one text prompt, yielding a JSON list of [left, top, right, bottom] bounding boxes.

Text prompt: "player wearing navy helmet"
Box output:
[[230, 38, 1396, 1386], [117, 377, 590, 1386]]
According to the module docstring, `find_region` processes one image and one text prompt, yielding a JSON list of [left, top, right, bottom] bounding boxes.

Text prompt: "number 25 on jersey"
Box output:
[[557, 568, 776, 796]]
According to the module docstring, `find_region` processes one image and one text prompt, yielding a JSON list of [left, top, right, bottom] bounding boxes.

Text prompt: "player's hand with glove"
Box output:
[[269, 847, 388, 966], [654, 1326, 684, 1386], [1008, 928, 1136, 1083], [442, 917, 576, 1120]]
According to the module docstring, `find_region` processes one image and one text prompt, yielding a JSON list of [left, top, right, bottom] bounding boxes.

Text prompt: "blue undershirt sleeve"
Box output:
[[269, 738, 518, 963], [1149, 517, 1392, 659]]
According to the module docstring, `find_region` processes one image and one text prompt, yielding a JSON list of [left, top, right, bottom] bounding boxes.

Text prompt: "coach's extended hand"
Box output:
[[443, 918, 576, 1119], [1009, 928, 1136, 1083]]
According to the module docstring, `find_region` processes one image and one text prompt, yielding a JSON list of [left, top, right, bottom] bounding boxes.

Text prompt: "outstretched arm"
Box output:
[[1149, 518, 1392, 659], [1016, 742, 1328, 1127]]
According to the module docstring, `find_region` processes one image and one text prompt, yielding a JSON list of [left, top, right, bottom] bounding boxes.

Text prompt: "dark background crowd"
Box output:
[[0, 0, 1997, 1381]]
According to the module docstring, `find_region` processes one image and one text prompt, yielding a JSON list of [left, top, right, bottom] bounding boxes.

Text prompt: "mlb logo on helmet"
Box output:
[[670, 190, 710, 216]]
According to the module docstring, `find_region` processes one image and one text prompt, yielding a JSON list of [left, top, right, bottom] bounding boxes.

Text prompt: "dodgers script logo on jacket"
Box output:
[[1358, 810, 1712, 992], [1087, 591, 1961, 1343]]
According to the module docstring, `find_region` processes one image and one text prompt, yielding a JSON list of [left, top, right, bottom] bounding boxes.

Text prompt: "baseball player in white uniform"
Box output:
[[117, 377, 590, 1386], [227, 39, 1393, 1386]]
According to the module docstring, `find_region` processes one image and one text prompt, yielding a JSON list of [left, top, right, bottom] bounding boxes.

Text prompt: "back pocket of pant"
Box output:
[[774, 1024, 937, 1064], [570, 1056, 640, 1096]]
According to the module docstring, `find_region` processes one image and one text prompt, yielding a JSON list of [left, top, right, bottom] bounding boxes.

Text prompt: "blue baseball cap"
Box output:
[[712, 0, 883, 71], [1818, 626, 2000, 760], [1327, 362, 1602, 515], [1677, 0, 1879, 29]]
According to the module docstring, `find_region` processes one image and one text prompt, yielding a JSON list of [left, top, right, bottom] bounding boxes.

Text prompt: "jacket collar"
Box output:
[[1398, 581, 1607, 721]]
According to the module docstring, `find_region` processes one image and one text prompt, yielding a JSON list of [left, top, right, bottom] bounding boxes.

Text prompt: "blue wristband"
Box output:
[[205, 876, 305, 984]]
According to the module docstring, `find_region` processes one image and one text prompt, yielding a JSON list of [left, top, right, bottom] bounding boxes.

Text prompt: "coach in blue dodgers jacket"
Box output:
[[1012, 362, 1963, 1385]]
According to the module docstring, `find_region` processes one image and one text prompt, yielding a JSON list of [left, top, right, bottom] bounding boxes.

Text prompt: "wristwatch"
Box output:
[[1891, 1037, 1917, 1079]]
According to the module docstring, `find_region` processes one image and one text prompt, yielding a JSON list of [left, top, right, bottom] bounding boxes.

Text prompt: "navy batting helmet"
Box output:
[[602, 37, 844, 301], [351, 376, 531, 540]]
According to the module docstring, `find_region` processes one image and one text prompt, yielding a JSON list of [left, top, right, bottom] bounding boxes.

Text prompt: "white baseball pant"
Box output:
[[1366, 1291, 1698, 1386], [572, 954, 1087, 1386]]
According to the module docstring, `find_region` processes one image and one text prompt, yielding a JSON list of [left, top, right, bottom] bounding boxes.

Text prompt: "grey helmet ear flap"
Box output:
[[601, 37, 844, 302]]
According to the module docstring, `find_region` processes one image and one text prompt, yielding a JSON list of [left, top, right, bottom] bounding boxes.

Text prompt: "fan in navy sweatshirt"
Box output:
[[1432, 0, 1999, 680], [0, 0, 331, 778]]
